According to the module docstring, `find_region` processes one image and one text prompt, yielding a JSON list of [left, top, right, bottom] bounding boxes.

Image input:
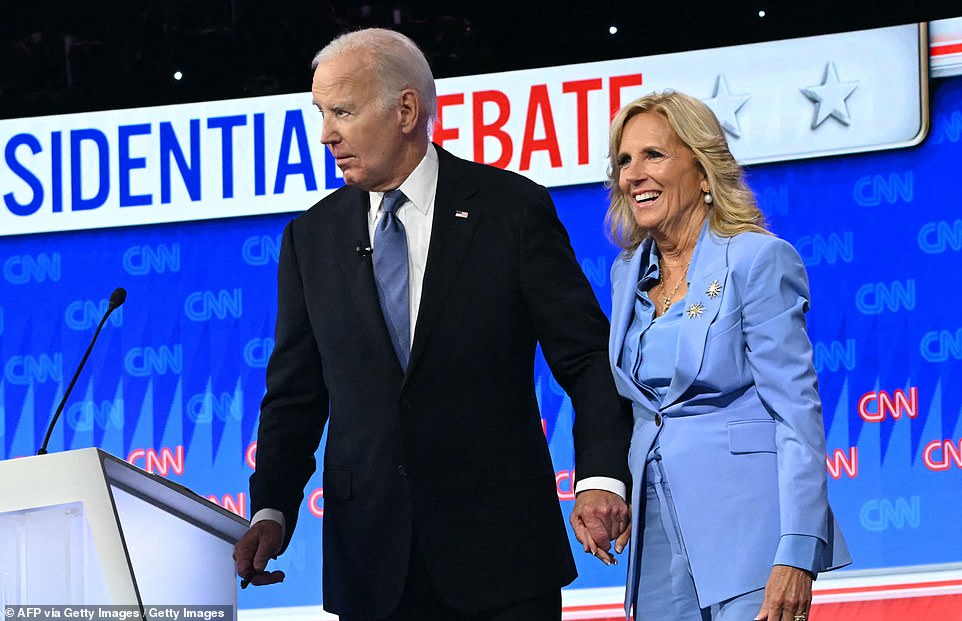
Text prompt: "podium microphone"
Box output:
[[38, 287, 127, 455]]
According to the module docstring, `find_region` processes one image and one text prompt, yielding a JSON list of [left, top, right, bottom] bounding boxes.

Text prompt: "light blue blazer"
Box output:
[[611, 224, 851, 609]]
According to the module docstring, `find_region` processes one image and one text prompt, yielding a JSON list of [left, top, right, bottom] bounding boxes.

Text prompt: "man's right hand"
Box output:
[[233, 519, 286, 586]]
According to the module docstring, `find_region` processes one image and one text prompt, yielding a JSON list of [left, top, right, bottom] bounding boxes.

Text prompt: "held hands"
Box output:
[[233, 520, 286, 587], [754, 565, 813, 621], [570, 489, 631, 566]]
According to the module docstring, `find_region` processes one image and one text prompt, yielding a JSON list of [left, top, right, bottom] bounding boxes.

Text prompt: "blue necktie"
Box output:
[[373, 189, 410, 370]]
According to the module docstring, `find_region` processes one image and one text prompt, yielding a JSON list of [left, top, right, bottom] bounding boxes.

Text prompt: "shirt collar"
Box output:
[[636, 217, 710, 295], [636, 238, 660, 294], [369, 143, 439, 216]]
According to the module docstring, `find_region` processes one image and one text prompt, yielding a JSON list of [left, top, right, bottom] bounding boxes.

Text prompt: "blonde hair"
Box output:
[[604, 90, 768, 252], [313, 28, 437, 132]]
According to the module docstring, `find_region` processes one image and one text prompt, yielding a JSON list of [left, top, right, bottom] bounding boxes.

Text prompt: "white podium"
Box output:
[[0, 448, 248, 608]]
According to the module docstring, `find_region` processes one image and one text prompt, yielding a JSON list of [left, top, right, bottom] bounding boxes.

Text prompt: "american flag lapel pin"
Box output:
[[455, 210, 469, 218]]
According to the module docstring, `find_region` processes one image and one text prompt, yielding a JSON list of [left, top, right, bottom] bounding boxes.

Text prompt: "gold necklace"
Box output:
[[658, 258, 691, 313]]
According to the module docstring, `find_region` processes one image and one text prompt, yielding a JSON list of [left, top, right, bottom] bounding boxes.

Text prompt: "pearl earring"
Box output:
[[703, 191, 713, 205]]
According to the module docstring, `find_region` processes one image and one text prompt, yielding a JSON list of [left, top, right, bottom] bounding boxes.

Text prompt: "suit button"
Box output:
[[655, 414, 662, 427], [397, 465, 407, 477], [400, 398, 411, 411]]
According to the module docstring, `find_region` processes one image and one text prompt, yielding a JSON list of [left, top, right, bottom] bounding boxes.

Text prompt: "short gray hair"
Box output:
[[312, 28, 437, 132]]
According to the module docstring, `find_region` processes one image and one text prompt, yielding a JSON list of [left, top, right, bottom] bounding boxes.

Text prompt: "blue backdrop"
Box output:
[[2, 74, 961, 606]]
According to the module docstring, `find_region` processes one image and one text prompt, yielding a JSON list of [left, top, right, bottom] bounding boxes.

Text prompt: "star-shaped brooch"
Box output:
[[706, 280, 722, 299], [686, 302, 706, 318]]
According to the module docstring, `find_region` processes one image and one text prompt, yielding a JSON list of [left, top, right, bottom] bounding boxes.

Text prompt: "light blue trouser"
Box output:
[[634, 455, 765, 621]]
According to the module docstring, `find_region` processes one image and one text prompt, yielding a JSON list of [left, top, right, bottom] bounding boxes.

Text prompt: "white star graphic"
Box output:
[[801, 62, 859, 129], [704, 75, 750, 139]]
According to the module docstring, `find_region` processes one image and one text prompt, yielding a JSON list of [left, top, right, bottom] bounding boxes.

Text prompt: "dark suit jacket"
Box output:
[[250, 145, 631, 617]]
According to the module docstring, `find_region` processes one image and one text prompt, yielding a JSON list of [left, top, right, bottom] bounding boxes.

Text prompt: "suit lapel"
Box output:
[[662, 225, 730, 407], [331, 189, 400, 365], [610, 241, 651, 405], [406, 148, 481, 378]]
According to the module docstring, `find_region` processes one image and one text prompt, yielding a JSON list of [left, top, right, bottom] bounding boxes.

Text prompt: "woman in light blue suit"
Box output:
[[603, 92, 850, 621]]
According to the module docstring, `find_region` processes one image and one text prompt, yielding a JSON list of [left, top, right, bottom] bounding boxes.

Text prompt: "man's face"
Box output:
[[312, 51, 407, 191]]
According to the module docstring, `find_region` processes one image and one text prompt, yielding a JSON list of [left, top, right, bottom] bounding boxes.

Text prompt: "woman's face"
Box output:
[[617, 112, 708, 236]]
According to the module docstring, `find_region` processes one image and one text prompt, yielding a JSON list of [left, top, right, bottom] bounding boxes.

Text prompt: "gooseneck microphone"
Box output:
[[37, 287, 127, 455]]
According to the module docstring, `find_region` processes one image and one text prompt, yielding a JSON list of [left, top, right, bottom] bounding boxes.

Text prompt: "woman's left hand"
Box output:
[[753, 565, 813, 621]]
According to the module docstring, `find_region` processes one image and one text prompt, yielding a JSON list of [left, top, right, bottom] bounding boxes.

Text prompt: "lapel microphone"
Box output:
[[355, 241, 372, 258]]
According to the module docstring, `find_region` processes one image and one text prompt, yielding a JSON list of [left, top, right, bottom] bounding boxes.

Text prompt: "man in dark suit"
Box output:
[[233, 28, 631, 620]]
